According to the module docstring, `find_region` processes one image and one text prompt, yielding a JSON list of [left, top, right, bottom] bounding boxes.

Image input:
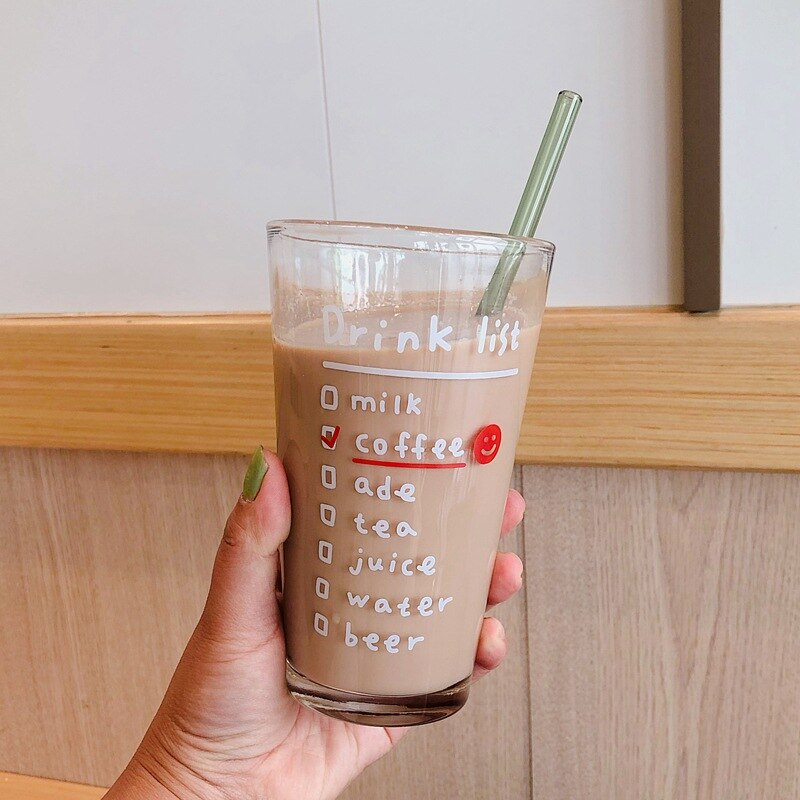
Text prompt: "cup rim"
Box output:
[[267, 218, 555, 256]]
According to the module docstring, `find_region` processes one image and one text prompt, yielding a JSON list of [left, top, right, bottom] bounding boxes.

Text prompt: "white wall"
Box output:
[[721, 0, 800, 306], [0, 0, 682, 313]]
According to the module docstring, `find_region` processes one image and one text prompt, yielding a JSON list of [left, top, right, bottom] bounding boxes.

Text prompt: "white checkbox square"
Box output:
[[321, 425, 338, 450]]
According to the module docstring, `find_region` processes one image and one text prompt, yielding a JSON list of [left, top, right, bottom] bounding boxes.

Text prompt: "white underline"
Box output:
[[322, 361, 518, 380]]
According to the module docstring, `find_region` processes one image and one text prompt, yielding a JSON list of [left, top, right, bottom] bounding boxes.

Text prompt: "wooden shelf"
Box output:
[[1, 306, 798, 471], [0, 772, 104, 800]]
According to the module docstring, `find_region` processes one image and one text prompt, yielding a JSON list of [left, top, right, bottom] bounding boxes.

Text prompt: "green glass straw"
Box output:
[[477, 90, 582, 317]]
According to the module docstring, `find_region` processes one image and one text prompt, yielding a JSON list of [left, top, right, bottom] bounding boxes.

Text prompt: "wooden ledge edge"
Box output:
[[1, 305, 798, 471], [0, 771, 105, 799]]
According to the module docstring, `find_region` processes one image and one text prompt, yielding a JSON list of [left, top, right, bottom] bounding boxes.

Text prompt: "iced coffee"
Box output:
[[269, 221, 552, 725]]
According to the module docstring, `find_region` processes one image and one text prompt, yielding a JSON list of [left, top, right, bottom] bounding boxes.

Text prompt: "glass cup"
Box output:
[[268, 220, 553, 726]]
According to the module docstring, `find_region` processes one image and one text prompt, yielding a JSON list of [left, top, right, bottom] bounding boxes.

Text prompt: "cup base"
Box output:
[[286, 661, 470, 727]]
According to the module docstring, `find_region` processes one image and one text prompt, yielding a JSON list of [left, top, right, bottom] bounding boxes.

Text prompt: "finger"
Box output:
[[486, 551, 524, 608], [196, 447, 291, 651], [500, 488, 525, 538], [471, 617, 507, 682]]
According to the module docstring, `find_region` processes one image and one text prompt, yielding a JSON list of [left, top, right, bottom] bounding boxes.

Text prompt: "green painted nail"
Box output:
[[242, 446, 268, 501]]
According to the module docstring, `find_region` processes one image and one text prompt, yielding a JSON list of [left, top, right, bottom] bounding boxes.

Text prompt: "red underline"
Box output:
[[352, 457, 467, 470]]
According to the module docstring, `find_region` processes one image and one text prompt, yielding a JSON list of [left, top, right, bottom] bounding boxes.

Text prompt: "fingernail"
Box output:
[[241, 446, 268, 501]]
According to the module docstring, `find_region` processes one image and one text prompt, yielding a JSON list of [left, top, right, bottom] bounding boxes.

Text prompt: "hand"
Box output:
[[105, 448, 525, 800]]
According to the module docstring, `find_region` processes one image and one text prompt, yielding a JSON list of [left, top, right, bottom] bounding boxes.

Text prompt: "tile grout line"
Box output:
[[314, 0, 338, 218]]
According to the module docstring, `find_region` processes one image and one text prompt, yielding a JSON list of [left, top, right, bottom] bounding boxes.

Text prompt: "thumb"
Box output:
[[196, 446, 291, 652]]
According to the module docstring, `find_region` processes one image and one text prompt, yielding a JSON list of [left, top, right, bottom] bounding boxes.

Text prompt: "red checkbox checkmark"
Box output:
[[320, 425, 341, 450]]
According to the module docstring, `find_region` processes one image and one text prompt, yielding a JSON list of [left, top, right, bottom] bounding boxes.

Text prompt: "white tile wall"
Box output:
[[721, 0, 800, 306], [0, 0, 683, 312], [319, 0, 683, 308], [0, 1, 332, 312]]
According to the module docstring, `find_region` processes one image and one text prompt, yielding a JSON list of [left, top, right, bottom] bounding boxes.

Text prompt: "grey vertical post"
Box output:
[[682, 0, 721, 312]]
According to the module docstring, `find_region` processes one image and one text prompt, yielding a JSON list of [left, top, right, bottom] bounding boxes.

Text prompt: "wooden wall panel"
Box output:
[[342, 466, 531, 800], [1, 451, 799, 799], [0, 452, 530, 796], [523, 467, 800, 799], [0, 449, 244, 786]]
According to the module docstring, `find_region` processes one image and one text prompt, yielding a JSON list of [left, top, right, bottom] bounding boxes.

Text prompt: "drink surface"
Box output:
[[275, 302, 540, 696]]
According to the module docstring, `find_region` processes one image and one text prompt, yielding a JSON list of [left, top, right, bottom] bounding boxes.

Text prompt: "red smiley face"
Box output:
[[473, 424, 502, 465]]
